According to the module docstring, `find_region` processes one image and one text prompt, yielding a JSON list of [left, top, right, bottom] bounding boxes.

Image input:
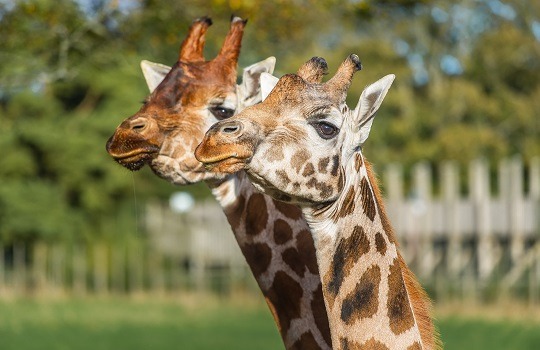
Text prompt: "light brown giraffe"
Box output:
[[106, 17, 331, 349], [195, 55, 441, 350]]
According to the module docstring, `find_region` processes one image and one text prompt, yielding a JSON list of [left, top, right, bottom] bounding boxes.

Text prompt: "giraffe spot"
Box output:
[[337, 167, 345, 192], [407, 342, 422, 350], [265, 146, 285, 162], [276, 193, 293, 202], [293, 182, 301, 190], [224, 194, 245, 230], [311, 283, 332, 347], [387, 258, 416, 335], [265, 271, 303, 338], [245, 193, 268, 236], [366, 162, 397, 244], [276, 169, 291, 184], [302, 162, 315, 176], [375, 232, 387, 255], [340, 337, 390, 350], [296, 229, 319, 274], [355, 153, 363, 172], [306, 177, 333, 199], [273, 219, 293, 245], [273, 200, 303, 220], [318, 157, 330, 173], [333, 186, 355, 222], [360, 177, 376, 221], [290, 332, 320, 350], [341, 265, 381, 324], [331, 155, 340, 176], [241, 242, 272, 278], [282, 247, 306, 278], [326, 225, 370, 298], [291, 150, 311, 174]]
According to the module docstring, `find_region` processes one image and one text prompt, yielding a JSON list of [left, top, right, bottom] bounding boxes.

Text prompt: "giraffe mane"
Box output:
[[365, 161, 442, 350]]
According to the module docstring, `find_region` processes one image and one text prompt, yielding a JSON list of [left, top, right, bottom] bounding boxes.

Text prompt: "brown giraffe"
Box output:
[[106, 17, 331, 349], [195, 55, 442, 349]]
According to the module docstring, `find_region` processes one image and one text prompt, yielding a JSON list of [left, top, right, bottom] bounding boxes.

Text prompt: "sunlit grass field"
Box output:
[[1, 295, 539, 350]]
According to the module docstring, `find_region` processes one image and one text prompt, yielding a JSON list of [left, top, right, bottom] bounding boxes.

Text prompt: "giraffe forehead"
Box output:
[[145, 61, 236, 110]]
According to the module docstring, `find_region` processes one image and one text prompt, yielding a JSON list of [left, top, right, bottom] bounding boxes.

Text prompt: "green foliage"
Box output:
[[0, 0, 538, 242]]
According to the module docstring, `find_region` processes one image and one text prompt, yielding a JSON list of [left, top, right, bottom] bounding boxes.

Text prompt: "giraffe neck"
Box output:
[[206, 172, 332, 349], [302, 154, 439, 350]]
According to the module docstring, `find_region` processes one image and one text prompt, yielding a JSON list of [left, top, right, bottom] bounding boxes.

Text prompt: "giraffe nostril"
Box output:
[[219, 122, 242, 135], [130, 120, 147, 133]]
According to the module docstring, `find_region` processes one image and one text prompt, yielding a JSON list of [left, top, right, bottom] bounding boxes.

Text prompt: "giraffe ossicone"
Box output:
[[196, 55, 441, 350], [106, 17, 332, 349]]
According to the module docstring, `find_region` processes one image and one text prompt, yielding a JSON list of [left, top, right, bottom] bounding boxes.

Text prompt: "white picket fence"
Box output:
[[0, 157, 538, 300]]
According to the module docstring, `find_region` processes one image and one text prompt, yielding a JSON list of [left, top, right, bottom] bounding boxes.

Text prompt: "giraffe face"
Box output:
[[106, 17, 274, 185], [196, 55, 395, 204]]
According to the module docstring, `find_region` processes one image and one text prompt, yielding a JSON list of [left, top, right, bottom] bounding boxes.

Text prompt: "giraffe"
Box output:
[[195, 55, 442, 350], [106, 17, 331, 349]]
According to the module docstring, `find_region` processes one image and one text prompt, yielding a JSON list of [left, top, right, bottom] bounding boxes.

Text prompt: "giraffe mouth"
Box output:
[[200, 153, 249, 174], [111, 148, 160, 171]]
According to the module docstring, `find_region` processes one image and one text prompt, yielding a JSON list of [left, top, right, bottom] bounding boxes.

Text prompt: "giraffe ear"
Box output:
[[353, 74, 395, 144], [260, 72, 279, 102], [237, 56, 276, 107], [140, 60, 172, 93]]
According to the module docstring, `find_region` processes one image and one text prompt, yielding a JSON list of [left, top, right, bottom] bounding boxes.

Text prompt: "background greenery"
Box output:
[[0, 0, 539, 243]]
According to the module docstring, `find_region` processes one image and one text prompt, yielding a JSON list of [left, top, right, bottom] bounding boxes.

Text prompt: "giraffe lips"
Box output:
[[200, 153, 249, 174], [111, 149, 159, 171]]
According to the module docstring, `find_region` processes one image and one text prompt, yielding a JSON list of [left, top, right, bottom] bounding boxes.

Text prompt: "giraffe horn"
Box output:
[[178, 16, 213, 62], [214, 15, 247, 64], [296, 56, 328, 83], [325, 54, 362, 103]]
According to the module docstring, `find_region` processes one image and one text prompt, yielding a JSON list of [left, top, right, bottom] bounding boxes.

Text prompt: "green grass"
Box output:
[[1, 297, 540, 349]]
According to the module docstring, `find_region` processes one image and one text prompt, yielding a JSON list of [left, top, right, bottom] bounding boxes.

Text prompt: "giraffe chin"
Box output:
[[204, 156, 247, 174]]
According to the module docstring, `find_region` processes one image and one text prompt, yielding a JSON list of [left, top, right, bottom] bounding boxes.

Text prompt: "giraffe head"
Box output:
[[106, 16, 275, 184], [195, 55, 395, 204]]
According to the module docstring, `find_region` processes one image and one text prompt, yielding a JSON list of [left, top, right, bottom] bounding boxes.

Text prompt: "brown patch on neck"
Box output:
[[265, 271, 304, 340], [387, 258, 415, 335], [273, 219, 293, 245], [282, 247, 307, 278], [325, 225, 370, 300], [359, 177, 376, 222], [375, 233, 387, 255], [245, 193, 269, 236], [330, 154, 340, 176], [311, 284, 332, 347], [340, 264, 381, 325], [273, 200, 303, 220], [241, 242, 272, 278], [364, 162, 396, 244], [296, 229, 319, 275], [407, 342, 422, 350], [290, 332, 321, 350], [332, 185, 355, 222], [340, 337, 389, 350]]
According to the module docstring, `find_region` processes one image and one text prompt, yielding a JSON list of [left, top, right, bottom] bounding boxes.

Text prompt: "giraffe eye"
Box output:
[[210, 106, 235, 120], [312, 121, 339, 139]]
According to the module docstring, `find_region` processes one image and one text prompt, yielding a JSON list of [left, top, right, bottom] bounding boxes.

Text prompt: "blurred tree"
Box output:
[[0, 0, 538, 243]]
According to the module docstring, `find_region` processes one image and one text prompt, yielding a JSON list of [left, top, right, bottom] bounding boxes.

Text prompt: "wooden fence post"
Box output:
[[442, 161, 462, 279], [413, 162, 435, 278], [470, 158, 495, 282]]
